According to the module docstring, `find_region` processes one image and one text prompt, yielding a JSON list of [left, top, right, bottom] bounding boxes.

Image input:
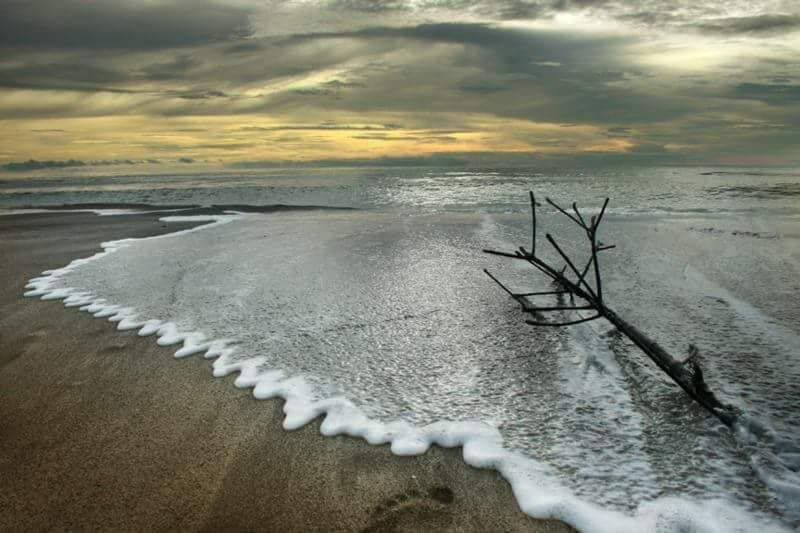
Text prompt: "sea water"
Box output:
[[12, 166, 800, 531]]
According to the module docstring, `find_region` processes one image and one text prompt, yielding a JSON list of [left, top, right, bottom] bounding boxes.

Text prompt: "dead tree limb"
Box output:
[[483, 193, 739, 428]]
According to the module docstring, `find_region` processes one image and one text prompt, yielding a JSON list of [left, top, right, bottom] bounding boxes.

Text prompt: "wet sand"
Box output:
[[0, 210, 572, 532]]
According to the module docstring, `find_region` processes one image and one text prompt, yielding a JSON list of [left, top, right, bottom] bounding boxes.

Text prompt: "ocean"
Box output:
[[7, 166, 800, 531]]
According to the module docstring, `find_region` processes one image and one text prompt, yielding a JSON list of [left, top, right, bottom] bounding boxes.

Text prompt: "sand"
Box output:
[[0, 210, 572, 532]]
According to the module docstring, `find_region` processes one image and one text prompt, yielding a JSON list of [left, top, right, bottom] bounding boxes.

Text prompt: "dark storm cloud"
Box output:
[[175, 33, 396, 90], [0, 0, 253, 50], [140, 55, 199, 81], [176, 90, 228, 100], [286, 22, 636, 71], [323, 80, 367, 89], [0, 62, 136, 93], [0, 49, 238, 107], [687, 14, 800, 35], [272, 23, 681, 125], [2, 20, 641, 121], [328, 0, 408, 13], [604, 126, 633, 138], [459, 83, 508, 94], [287, 22, 538, 47], [223, 41, 264, 55], [0, 59, 230, 99], [287, 79, 366, 97], [3, 0, 800, 166], [0, 18, 735, 133], [281, 22, 636, 82], [730, 83, 800, 105], [291, 88, 328, 96]]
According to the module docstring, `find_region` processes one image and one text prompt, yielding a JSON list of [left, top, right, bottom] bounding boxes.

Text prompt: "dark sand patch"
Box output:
[[0, 210, 572, 532]]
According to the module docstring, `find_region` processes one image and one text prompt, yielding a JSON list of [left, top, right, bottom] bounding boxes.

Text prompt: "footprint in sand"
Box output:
[[362, 486, 455, 532]]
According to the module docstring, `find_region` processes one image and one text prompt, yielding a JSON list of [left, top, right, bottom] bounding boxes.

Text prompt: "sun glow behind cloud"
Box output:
[[0, 0, 799, 171]]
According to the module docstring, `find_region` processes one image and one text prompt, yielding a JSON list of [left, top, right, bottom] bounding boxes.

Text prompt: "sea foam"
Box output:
[[22, 211, 791, 533]]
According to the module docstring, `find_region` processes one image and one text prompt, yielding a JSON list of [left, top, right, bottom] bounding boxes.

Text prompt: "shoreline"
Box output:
[[1, 210, 571, 531]]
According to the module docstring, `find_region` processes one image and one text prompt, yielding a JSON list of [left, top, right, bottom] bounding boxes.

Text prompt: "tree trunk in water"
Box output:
[[600, 307, 738, 427]]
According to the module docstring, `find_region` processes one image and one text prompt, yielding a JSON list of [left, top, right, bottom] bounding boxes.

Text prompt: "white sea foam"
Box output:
[[22, 211, 791, 533], [681, 265, 800, 515]]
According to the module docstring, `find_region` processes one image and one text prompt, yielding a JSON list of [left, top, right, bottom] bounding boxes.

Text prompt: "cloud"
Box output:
[[2, 1, 800, 166], [264, 23, 681, 127], [0, 21, 651, 123], [140, 55, 199, 81], [282, 23, 637, 83], [0, 0, 253, 50], [297, 0, 800, 29], [230, 153, 473, 168], [1, 158, 156, 172], [228, 149, 687, 168], [327, 0, 409, 13], [176, 90, 228, 100], [223, 41, 264, 54], [350, 134, 460, 143], [0, 62, 137, 93], [2, 159, 88, 171], [459, 83, 508, 94], [287, 22, 530, 46], [687, 14, 800, 35], [730, 83, 800, 105], [319, 0, 599, 21], [239, 123, 404, 132], [606, 126, 632, 136]]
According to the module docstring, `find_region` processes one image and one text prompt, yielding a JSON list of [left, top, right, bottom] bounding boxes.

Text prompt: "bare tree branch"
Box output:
[[546, 197, 587, 230], [482, 192, 740, 429], [483, 269, 516, 297], [530, 191, 537, 256], [521, 304, 594, 313], [516, 290, 570, 296], [525, 314, 601, 327], [572, 202, 587, 229], [545, 233, 598, 300]]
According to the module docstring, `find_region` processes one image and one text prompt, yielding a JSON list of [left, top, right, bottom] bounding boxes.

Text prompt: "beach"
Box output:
[[0, 210, 571, 532], [3, 0, 800, 527]]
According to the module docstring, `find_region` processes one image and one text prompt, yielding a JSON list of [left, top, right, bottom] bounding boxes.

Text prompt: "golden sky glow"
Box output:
[[1, 0, 799, 173]]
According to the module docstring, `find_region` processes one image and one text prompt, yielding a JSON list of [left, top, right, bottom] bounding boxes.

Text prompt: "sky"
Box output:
[[1, 0, 799, 172]]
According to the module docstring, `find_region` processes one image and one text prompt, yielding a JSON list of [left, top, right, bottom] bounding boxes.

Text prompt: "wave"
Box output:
[[22, 212, 789, 533]]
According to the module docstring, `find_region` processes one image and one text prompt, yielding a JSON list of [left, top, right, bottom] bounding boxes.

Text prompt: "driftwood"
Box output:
[[483, 192, 739, 428]]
